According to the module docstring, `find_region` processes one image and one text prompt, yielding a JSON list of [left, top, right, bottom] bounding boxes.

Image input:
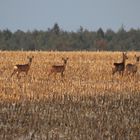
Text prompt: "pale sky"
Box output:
[[0, 0, 140, 32]]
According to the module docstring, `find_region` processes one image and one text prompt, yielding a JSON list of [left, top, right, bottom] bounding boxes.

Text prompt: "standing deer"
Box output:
[[125, 55, 140, 75], [112, 52, 128, 75], [48, 57, 69, 78], [11, 56, 34, 78]]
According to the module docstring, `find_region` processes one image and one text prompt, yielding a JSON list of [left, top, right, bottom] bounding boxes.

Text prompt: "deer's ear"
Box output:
[[123, 52, 127, 55]]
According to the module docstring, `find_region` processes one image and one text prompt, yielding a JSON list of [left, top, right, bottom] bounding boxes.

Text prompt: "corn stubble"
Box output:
[[0, 51, 140, 140]]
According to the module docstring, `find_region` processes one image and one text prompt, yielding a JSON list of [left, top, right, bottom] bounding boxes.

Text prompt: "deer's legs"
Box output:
[[121, 71, 125, 76], [25, 70, 29, 76], [11, 70, 17, 77], [48, 71, 52, 78], [112, 68, 116, 75], [17, 72, 21, 79], [61, 72, 64, 77]]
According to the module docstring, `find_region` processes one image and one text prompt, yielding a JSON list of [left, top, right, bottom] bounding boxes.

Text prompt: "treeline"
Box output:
[[0, 23, 140, 51]]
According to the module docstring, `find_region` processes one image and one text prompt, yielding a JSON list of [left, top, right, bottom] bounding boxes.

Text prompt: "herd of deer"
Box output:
[[10, 56, 69, 78], [10, 52, 140, 79], [112, 52, 140, 76]]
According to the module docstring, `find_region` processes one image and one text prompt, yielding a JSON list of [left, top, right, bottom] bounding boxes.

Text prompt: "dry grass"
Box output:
[[0, 51, 140, 140]]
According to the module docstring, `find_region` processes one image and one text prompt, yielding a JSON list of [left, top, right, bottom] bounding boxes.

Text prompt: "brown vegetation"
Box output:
[[0, 51, 140, 140]]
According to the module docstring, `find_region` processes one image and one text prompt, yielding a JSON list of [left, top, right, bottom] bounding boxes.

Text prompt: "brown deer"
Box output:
[[48, 57, 69, 77], [112, 52, 128, 75], [125, 55, 140, 75], [11, 56, 34, 78]]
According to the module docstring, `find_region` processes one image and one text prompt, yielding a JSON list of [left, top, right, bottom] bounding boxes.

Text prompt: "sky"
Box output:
[[0, 0, 140, 32]]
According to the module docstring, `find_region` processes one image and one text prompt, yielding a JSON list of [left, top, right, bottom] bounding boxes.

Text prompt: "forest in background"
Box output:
[[0, 23, 140, 51]]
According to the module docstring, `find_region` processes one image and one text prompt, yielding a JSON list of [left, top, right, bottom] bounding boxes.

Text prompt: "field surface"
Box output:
[[0, 51, 140, 140]]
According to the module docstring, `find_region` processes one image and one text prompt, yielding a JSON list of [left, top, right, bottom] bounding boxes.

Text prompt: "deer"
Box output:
[[125, 55, 140, 76], [112, 52, 128, 76], [11, 56, 34, 78], [48, 57, 69, 78]]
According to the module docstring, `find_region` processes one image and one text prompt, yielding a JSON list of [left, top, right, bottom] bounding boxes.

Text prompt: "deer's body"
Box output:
[[125, 55, 140, 75], [112, 52, 128, 75], [11, 56, 34, 78], [48, 57, 69, 77]]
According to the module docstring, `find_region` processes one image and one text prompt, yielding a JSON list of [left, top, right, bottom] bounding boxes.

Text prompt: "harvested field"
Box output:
[[0, 51, 140, 140]]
